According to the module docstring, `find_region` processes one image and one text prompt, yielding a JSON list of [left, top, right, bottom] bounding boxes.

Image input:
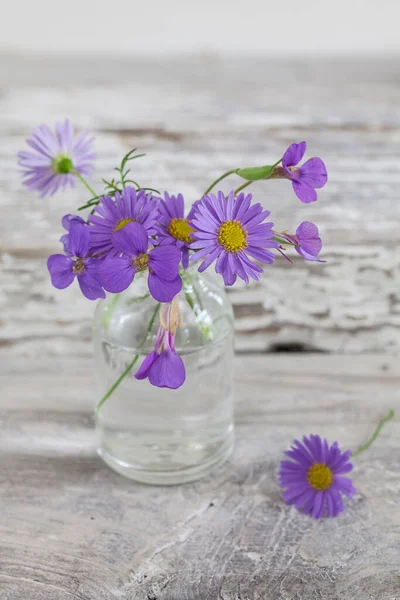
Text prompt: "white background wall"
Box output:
[[1, 0, 399, 56]]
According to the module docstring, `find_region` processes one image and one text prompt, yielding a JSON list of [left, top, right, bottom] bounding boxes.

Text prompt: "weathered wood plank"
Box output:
[[0, 353, 398, 599], [1, 56, 400, 353]]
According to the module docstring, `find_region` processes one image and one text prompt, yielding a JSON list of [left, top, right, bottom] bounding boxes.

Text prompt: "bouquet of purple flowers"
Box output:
[[19, 120, 327, 397], [18, 121, 397, 519]]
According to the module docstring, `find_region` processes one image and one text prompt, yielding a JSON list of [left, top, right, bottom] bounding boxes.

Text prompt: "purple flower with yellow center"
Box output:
[[278, 434, 356, 519], [284, 221, 324, 262], [281, 141, 327, 203], [89, 186, 159, 256], [97, 222, 182, 302], [190, 191, 278, 286], [47, 221, 105, 300], [18, 119, 95, 198], [156, 192, 197, 269]]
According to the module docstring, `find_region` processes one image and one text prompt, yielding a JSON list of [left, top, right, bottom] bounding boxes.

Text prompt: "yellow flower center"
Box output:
[[72, 257, 85, 274], [114, 218, 135, 232], [168, 218, 194, 243], [217, 220, 248, 253], [307, 464, 333, 490], [132, 253, 149, 272]]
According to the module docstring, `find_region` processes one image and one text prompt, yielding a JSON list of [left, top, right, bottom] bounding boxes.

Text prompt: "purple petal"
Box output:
[[197, 245, 222, 273], [296, 220, 319, 241], [47, 254, 75, 289], [77, 262, 105, 300], [148, 349, 186, 389], [294, 488, 317, 510], [296, 248, 325, 263], [283, 449, 313, 468], [181, 247, 189, 270], [222, 253, 237, 286], [233, 193, 252, 221], [325, 490, 335, 517], [334, 462, 354, 475], [148, 273, 182, 302], [232, 253, 249, 284], [68, 222, 91, 257], [299, 157, 328, 189], [245, 246, 275, 264], [310, 491, 324, 519], [333, 477, 357, 498], [282, 141, 307, 168], [282, 483, 312, 504], [226, 190, 235, 220], [112, 222, 148, 255], [62, 213, 85, 231], [292, 180, 318, 203], [135, 351, 157, 380], [148, 245, 181, 281], [97, 257, 135, 293]]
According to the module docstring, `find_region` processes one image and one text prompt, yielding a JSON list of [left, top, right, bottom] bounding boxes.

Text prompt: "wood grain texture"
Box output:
[[1, 55, 400, 353], [0, 353, 399, 600]]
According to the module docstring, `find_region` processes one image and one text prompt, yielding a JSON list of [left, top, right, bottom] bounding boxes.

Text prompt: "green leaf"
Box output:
[[236, 165, 275, 181]]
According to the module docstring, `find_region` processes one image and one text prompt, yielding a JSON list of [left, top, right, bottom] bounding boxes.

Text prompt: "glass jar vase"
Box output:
[[93, 266, 235, 484]]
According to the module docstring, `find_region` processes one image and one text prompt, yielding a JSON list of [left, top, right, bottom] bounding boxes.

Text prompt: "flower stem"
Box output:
[[95, 302, 161, 413], [234, 180, 253, 195], [203, 169, 238, 196], [352, 410, 395, 457], [73, 169, 98, 198]]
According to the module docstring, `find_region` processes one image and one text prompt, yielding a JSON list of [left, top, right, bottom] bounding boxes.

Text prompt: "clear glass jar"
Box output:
[[93, 266, 235, 484]]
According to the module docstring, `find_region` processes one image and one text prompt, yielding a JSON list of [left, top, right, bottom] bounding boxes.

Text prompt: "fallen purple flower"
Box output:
[[278, 434, 356, 518]]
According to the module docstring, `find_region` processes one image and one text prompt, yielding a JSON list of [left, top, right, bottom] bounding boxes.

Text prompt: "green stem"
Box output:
[[234, 180, 253, 195], [73, 169, 98, 198], [352, 410, 395, 457], [203, 169, 238, 196], [96, 302, 161, 413]]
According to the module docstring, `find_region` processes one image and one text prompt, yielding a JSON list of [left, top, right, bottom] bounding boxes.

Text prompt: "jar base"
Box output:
[[97, 429, 234, 485]]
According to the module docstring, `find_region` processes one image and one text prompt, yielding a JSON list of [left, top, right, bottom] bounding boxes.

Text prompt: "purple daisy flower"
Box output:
[[18, 119, 95, 198], [97, 221, 182, 302], [156, 192, 197, 269], [284, 221, 325, 262], [190, 191, 278, 286], [278, 434, 356, 519], [60, 213, 86, 254], [47, 221, 105, 300], [135, 325, 185, 389], [89, 186, 159, 256], [281, 141, 327, 203]]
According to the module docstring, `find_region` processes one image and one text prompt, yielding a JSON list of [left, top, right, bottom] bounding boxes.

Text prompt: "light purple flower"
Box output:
[[47, 221, 105, 300], [156, 192, 197, 269], [97, 222, 182, 302], [135, 326, 185, 389], [190, 191, 278, 286], [18, 119, 95, 198], [284, 221, 324, 262], [281, 141, 327, 203], [60, 213, 86, 254], [278, 434, 356, 519], [89, 186, 159, 256]]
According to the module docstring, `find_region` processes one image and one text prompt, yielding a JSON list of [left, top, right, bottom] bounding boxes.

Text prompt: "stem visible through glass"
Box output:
[[96, 302, 161, 413]]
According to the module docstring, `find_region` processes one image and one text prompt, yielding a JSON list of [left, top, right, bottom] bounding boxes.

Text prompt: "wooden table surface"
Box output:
[[1, 55, 399, 599]]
